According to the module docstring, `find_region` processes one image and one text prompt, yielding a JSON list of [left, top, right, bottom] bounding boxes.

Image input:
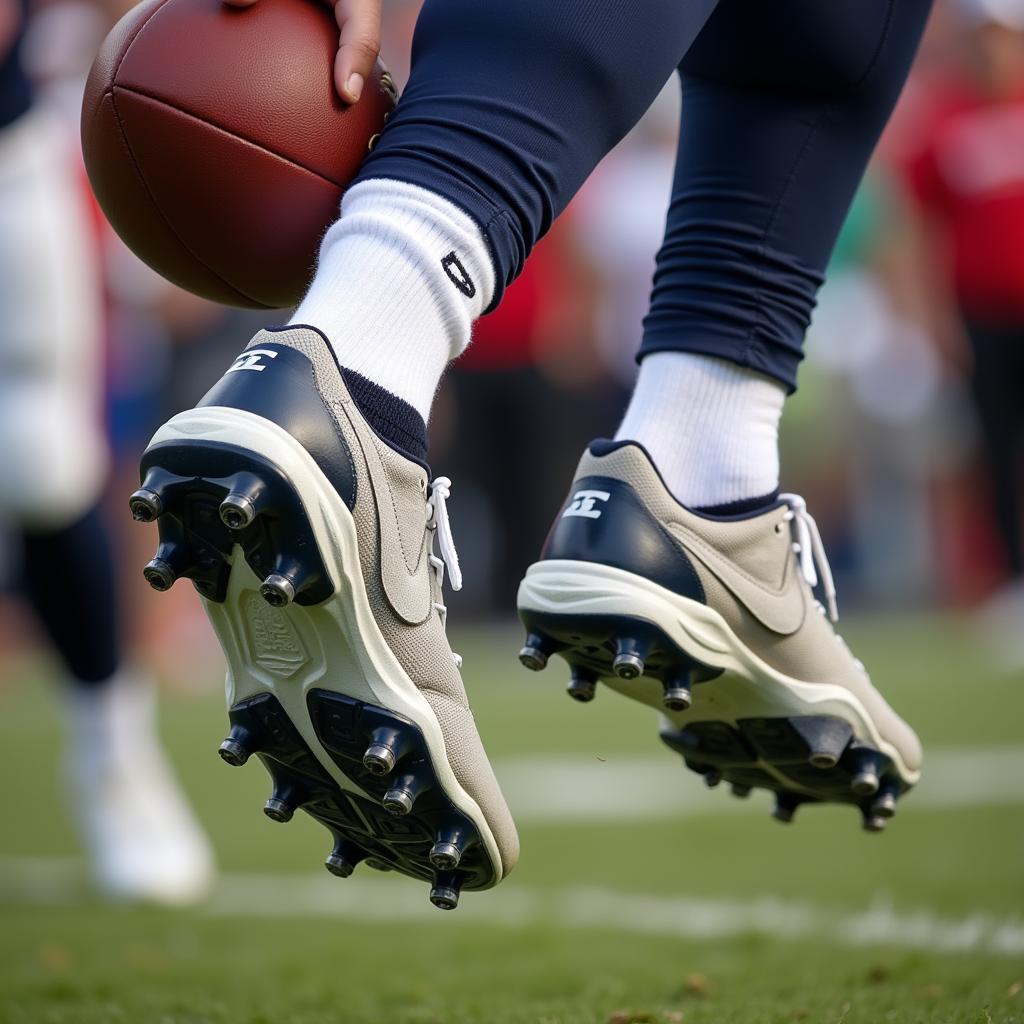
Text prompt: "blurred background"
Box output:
[[0, 1, 1022, 1021]]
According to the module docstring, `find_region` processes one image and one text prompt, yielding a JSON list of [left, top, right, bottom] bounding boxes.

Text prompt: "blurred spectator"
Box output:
[[903, 0, 1024, 663]]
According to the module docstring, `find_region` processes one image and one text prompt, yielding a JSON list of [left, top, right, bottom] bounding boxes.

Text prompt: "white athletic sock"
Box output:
[[616, 352, 786, 509], [290, 179, 495, 421]]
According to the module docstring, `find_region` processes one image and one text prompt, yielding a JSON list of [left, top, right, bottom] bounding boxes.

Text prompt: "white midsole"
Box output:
[[149, 406, 503, 881], [517, 559, 919, 787]]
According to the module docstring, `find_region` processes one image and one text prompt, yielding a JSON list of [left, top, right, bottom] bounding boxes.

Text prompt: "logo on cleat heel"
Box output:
[[562, 489, 611, 520]]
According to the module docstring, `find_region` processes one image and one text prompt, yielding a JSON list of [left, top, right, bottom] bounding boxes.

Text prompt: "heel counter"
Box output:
[[540, 476, 705, 603], [199, 344, 356, 508]]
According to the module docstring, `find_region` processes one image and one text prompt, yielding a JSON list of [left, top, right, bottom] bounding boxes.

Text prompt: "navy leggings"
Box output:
[[356, 0, 932, 391]]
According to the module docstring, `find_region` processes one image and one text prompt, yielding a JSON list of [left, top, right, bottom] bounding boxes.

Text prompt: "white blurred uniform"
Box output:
[[0, 102, 107, 526]]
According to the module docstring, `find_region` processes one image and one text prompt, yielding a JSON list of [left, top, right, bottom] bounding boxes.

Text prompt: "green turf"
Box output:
[[1, 613, 1022, 1023]]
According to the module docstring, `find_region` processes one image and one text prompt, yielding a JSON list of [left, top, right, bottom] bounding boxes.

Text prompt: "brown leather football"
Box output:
[[81, 0, 396, 309]]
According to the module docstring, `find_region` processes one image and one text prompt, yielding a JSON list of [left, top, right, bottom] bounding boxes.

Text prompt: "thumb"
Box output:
[[333, 0, 382, 103]]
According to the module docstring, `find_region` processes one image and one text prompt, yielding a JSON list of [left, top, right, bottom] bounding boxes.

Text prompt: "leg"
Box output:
[[518, 1, 930, 827], [293, 0, 720, 422], [0, 105, 212, 903], [967, 321, 1024, 578], [619, 0, 934, 508], [138, 0, 722, 906]]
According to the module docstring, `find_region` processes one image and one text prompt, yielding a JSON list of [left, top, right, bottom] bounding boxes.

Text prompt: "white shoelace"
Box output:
[[779, 493, 839, 623], [426, 476, 463, 667]]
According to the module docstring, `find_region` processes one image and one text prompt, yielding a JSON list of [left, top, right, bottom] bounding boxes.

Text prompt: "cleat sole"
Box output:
[[517, 560, 918, 827], [133, 407, 506, 906]]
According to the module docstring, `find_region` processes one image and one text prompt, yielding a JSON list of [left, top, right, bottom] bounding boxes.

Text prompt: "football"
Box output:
[[80, 0, 396, 309]]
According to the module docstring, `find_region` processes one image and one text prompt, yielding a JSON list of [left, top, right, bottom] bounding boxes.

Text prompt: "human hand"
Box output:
[[223, 0, 381, 104]]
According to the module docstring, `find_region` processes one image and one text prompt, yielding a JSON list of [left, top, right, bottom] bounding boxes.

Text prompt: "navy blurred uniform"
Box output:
[[0, 0, 213, 903]]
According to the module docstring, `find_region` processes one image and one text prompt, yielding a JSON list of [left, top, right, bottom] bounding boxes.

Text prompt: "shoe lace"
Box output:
[[779, 493, 864, 672], [426, 476, 463, 668]]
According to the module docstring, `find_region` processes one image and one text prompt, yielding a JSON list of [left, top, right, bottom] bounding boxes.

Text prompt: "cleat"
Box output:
[[517, 441, 922, 826], [382, 771, 430, 816], [862, 812, 887, 833], [704, 769, 722, 788], [429, 870, 464, 911], [218, 723, 254, 766], [566, 667, 597, 703], [429, 842, 461, 871], [850, 751, 883, 796], [518, 633, 552, 671], [612, 638, 645, 680], [218, 737, 250, 767], [263, 791, 296, 823], [362, 726, 410, 776], [870, 788, 897, 819], [136, 329, 518, 900], [218, 474, 266, 530], [731, 783, 751, 798], [661, 674, 692, 712], [324, 837, 365, 878], [143, 557, 177, 592], [259, 573, 295, 607], [129, 486, 164, 522], [794, 716, 854, 770], [772, 792, 800, 824], [364, 857, 393, 872], [428, 823, 476, 871]]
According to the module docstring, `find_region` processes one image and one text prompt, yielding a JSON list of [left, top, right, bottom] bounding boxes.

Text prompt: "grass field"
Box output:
[[1, 613, 1022, 1023]]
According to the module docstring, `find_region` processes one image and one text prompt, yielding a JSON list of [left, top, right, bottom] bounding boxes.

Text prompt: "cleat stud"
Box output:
[[704, 770, 722, 788], [260, 573, 295, 607], [662, 673, 692, 713], [129, 487, 164, 523], [849, 750, 885, 797], [793, 717, 854, 770], [518, 632, 553, 672], [143, 557, 177, 592], [612, 638, 646, 680], [263, 796, 293, 823], [809, 752, 839, 770], [219, 474, 266, 530], [382, 788, 414, 816], [429, 870, 464, 911], [429, 823, 476, 871], [862, 813, 887, 833], [772, 792, 801, 824], [362, 727, 411, 776], [325, 837, 365, 878], [429, 842, 461, 871], [382, 770, 429, 816], [218, 724, 255, 766], [324, 853, 354, 877], [870, 788, 898, 819], [566, 667, 597, 703], [730, 783, 751, 798], [218, 738, 250, 767], [362, 744, 396, 776]]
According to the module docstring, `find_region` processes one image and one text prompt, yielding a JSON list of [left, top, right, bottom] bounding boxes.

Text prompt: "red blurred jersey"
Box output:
[[907, 76, 1024, 321]]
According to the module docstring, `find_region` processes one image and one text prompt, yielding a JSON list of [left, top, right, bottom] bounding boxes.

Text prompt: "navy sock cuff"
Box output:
[[341, 368, 429, 464], [695, 491, 780, 518]]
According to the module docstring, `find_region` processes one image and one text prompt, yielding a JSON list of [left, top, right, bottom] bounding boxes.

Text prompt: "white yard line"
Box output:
[[1, 855, 1022, 958]]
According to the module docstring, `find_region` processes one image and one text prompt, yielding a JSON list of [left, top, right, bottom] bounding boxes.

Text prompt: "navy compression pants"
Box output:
[[356, 0, 933, 391]]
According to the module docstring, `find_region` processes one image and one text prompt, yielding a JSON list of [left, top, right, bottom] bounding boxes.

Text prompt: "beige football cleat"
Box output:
[[517, 440, 922, 830], [130, 326, 518, 909]]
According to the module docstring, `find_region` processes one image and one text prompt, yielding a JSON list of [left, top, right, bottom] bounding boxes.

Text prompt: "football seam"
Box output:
[[113, 0, 178, 85], [108, 86, 273, 309], [112, 83, 348, 190]]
